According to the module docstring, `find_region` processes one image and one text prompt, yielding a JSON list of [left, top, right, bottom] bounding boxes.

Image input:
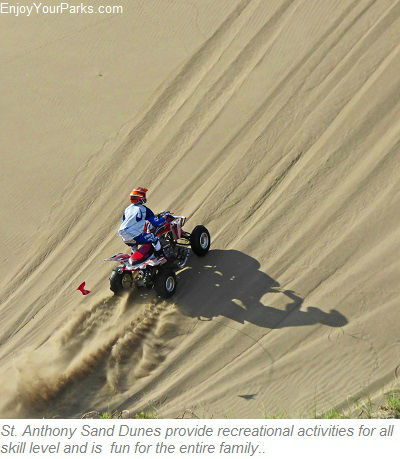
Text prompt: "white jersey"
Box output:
[[118, 204, 149, 242]]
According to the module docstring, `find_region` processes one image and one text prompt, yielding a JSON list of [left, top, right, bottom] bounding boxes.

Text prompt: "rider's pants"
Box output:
[[125, 233, 161, 251]]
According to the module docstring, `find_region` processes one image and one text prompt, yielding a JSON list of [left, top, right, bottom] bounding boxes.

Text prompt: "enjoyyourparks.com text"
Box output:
[[0, 2, 124, 17]]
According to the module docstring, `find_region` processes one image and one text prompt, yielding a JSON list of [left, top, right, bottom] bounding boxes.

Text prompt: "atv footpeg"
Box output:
[[175, 247, 190, 268]]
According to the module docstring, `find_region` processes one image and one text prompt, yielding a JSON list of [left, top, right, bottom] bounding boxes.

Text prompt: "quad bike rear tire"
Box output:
[[154, 270, 177, 299], [110, 269, 133, 296], [190, 225, 210, 257]]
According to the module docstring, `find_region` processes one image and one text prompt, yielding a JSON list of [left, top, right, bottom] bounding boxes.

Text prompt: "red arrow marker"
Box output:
[[77, 282, 91, 295]]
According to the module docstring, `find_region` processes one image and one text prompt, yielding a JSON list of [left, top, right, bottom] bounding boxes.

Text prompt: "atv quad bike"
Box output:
[[105, 212, 210, 299]]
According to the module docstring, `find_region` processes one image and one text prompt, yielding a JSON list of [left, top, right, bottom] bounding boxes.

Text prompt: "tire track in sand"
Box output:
[[2, 294, 177, 417]]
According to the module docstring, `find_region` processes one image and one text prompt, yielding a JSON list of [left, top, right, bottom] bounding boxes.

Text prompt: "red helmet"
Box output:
[[129, 187, 147, 204]]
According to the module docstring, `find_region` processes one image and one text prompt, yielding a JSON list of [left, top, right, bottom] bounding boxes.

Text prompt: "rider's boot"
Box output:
[[153, 239, 164, 257]]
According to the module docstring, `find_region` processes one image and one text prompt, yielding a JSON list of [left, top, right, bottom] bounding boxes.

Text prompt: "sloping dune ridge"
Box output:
[[0, 0, 399, 418]]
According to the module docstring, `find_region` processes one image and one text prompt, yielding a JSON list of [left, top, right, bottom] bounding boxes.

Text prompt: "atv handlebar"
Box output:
[[157, 211, 174, 222]]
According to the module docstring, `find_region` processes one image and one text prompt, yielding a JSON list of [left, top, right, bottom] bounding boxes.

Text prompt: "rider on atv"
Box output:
[[117, 187, 166, 256]]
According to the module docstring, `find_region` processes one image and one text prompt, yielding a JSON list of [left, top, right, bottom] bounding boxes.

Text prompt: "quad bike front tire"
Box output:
[[190, 225, 210, 257], [109, 269, 133, 296], [153, 270, 177, 299]]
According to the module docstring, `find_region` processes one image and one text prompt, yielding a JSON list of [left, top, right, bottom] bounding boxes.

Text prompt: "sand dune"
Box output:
[[0, 0, 399, 418]]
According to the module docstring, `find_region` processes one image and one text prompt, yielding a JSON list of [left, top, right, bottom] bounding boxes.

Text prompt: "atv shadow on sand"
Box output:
[[175, 249, 347, 329]]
